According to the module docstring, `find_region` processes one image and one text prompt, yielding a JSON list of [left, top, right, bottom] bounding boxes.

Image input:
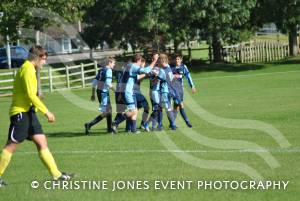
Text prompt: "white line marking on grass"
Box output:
[[194, 70, 300, 80], [16, 148, 300, 155]]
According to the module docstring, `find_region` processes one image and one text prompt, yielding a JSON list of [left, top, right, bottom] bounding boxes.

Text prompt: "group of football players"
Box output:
[[84, 52, 197, 134]]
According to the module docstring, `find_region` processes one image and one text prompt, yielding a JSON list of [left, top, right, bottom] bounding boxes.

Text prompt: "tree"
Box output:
[[82, 0, 257, 63], [0, 0, 95, 44], [167, 0, 202, 52], [253, 0, 300, 56], [82, 0, 171, 52], [195, 0, 257, 62]]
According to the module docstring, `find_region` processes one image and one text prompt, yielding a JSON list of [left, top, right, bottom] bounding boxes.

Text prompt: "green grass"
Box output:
[[182, 43, 210, 61], [252, 33, 288, 43], [0, 57, 300, 200]]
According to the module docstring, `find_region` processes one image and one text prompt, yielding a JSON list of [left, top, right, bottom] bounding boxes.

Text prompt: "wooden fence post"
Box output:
[[271, 43, 274, 61], [265, 43, 269, 62], [65, 65, 70, 89], [245, 46, 248, 63], [261, 43, 264, 62], [81, 63, 85, 88], [48, 67, 53, 92], [249, 44, 253, 62], [256, 43, 259, 62], [94, 60, 98, 75], [13, 69, 17, 77], [278, 43, 280, 60], [240, 46, 244, 63], [270, 43, 273, 61]]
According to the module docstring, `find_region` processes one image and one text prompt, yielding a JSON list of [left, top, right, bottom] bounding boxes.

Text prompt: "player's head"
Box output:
[[106, 57, 116, 69], [28, 45, 48, 69], [152, 51, 159, 63], [140, 58, 146, 68], [158, 53, 169, 67], [175, 54, 183, 66], [132, 54, 143, 66]]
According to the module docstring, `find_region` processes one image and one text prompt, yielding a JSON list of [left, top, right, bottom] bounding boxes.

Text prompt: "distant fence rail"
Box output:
[[222, 42, 289, 63], [0, 61, 99, 97], [0, 42, 291, 96]]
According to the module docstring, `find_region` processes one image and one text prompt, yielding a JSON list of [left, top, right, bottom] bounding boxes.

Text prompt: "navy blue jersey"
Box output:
[[134, 79, 142, 94], [92, 67, 112, 92], [171, 64, 194, 89], [115, 66, 127, 93], [160, 65, 175, 94], [149, 67, 162, 91]]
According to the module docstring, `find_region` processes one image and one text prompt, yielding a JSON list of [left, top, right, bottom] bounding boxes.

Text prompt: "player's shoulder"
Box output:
[[181, 63, 188, 68], [159, 68, 166, 74], [20, 62, 35, 77], [181, 64, 190, 71], [106, 67, 112, 73], [131, 63, 140, 68]]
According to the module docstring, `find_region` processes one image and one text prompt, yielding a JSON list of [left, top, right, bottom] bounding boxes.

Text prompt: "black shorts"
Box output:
[[8, 109, 44, 143]]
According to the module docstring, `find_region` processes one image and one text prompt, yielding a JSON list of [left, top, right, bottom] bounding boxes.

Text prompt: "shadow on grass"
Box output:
[[188, 56, 300, 73], [188, 60, 265, 73], [266, 57, 300, 65], [46, 129, 140, 138], [46, 130, 109, 138]]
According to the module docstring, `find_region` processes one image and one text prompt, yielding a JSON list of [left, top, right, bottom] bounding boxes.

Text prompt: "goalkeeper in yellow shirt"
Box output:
[[0, 46, 73, 187]]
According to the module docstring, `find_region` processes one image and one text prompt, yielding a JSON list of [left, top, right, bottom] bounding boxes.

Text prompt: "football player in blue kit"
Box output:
[[171, 54, 197, 128], [112, 54, 158, 133], [84, 57, 115, 134], [157, 53, 177, 130], [134, 58, 150, 130]]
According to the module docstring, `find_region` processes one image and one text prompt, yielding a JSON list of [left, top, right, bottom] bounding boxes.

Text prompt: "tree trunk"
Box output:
[[174, 40, 179, 53], [35, 30, 40, 45], [289, 25, 299, 56], [89, 48, 94, 59], [212, 34, 222, 62], [187, 41, 192, 63]]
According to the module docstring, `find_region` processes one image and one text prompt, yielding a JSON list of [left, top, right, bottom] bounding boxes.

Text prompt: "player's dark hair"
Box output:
[[175, 54, 183, 59], [132, 54, 143, 63], [28, 45, 48, 61]]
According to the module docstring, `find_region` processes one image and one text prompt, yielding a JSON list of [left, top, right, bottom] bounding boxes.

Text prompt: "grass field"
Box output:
[[0, 57, 300, 201], [252, 33, 289, 43]]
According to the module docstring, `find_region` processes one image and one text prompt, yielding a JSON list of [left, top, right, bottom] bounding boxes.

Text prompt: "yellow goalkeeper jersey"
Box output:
[[9, 60, 48, 116]]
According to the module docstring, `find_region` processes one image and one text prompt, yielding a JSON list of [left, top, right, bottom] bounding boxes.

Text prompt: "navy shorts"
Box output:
[[172, 89, 183, 105], [8, 108, 44, 143], [136, 93, 149, 109], [115, 91, 126, 113]]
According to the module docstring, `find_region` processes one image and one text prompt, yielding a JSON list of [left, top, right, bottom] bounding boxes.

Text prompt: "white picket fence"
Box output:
[[0, 61, 98, 96], [223, 42, 289, 63]]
